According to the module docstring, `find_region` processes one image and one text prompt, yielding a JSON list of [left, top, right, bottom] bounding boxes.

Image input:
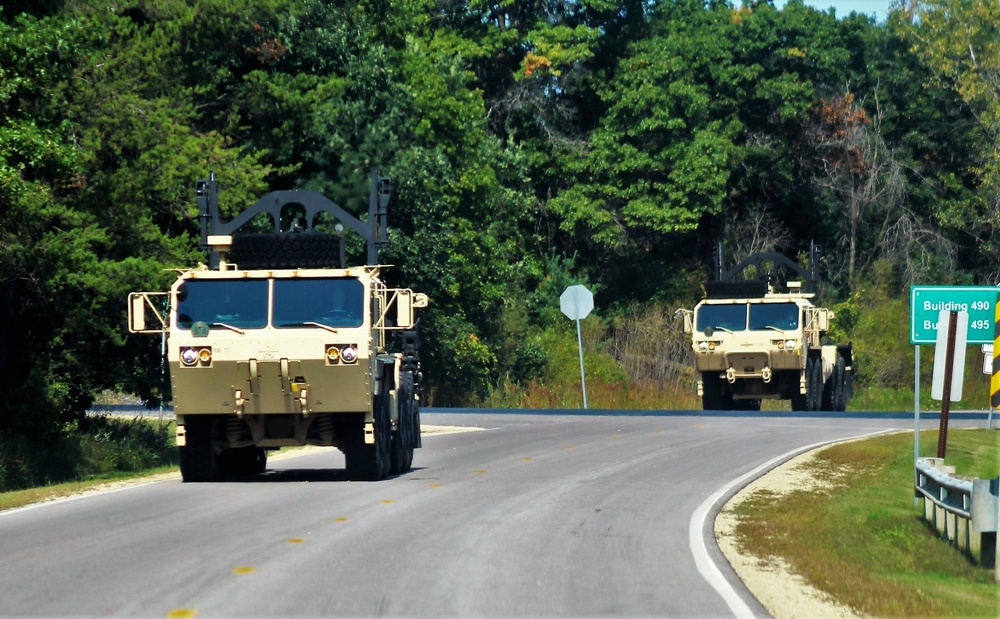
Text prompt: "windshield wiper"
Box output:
[[276, 321, 339, 334], [708, 326, 734, 334], [211, 322, 245, 335]]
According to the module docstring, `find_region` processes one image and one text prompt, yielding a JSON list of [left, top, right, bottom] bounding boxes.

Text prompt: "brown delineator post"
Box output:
[[936, 310, 958, 459]]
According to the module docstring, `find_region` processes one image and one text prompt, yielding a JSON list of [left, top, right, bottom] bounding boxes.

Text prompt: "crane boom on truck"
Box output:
[[128, 171, 427, 481], [676, 243, 853, 411]]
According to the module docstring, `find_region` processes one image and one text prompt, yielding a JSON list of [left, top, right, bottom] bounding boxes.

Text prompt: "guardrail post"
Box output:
[[971, 477, 999, 581], [916, 458, 997, 568]]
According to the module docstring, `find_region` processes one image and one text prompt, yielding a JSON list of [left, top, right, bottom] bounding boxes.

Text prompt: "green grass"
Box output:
[[0, 465, 179, 512], [728, 429, 999, 617]]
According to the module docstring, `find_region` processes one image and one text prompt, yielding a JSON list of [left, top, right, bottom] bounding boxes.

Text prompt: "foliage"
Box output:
[[0, 416, 176, 493], [0, 0, 994, 452], [900, 0, 1000, 281]]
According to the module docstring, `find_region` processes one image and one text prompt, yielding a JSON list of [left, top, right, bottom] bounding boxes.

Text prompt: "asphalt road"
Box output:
[[0, 410, 985, 617]]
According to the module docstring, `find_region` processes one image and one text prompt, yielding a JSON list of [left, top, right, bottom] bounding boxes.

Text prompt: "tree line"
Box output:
[[1, 0, 996, 438]]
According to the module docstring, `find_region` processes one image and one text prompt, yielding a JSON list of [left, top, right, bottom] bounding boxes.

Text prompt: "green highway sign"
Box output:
[[910, 286, 1000, 345]]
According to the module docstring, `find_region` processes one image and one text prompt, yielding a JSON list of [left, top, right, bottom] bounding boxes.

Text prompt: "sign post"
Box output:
[[560, 285, 594, 409], [993, 294, 1000, 429], [931, 310, 967, 458]]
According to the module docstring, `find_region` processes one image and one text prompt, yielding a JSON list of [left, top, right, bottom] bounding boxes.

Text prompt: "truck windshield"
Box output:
[[176, 279, 269, 330], [696, 304, 747, 332], [749, 302, 799, 331], [273, 278, 365, 328]]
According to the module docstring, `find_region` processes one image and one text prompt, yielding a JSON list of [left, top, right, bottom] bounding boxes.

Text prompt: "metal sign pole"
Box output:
[[576, 317, 588, 409], [914, 344, 920, 506], [560, 285, 594, 410]]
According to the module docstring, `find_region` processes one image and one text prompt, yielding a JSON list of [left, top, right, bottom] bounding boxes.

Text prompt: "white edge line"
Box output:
[[689, 429, 894, 618]]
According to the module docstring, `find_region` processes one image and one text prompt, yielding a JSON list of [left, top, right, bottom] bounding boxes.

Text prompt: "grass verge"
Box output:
[[0, 465, 179, 513], [0, 415, 178, 504], [727, 428, 999, 617]]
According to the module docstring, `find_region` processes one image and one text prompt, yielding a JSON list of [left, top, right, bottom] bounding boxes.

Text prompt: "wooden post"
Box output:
[[936, 311, 958, 459]]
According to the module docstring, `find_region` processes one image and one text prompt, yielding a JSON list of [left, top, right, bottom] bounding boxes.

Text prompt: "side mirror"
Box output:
[[674, 309, 693, 334], [127, 292, 168, 334], [130, 294, 146, 332], [396, 290, 413, 329]]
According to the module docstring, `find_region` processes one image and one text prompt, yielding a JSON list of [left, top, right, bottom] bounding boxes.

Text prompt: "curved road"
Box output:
[[0, 410, 982, 617]]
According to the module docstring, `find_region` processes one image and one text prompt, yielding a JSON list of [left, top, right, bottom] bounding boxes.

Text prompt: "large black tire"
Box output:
[[829, 356, 847, 412], [821, 356, 846, 411], [390, 371, 416, 475], [217, 446, 267, 478], [701, 372, 723, 411], [345, 378, 391, 481], [806, 356, 824, 412], [228, 233, 341, 270], [179, 416, 218, 482], [791, 366, 808, 411]]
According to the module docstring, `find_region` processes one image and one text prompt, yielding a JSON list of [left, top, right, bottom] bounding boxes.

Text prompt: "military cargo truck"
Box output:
[[677, 244, 853, 411], [128, 171, 427, 481]]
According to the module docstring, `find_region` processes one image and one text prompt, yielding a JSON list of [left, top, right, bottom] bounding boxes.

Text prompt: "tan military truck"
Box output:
[[128, 171, 427, 481], [677, 244, 852, 411]]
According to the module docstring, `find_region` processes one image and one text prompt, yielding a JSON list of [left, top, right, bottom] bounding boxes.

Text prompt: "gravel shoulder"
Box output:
[[714, 446, 863, 619]]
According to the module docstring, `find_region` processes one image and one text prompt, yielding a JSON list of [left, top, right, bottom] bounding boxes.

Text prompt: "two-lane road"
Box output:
[[0, 410, 980, 617]]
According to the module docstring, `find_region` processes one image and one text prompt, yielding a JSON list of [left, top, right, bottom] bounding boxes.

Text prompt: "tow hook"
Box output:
[[761, 366, 772, 383], [725, 366, 736, 383]]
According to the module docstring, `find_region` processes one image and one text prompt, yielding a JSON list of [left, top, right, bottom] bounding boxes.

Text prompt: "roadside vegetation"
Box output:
[[0, 416, 176, 495], [728, 429, 999, 617]]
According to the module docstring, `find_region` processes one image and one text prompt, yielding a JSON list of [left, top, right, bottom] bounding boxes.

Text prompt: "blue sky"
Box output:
[[775, 0, 893, 22]]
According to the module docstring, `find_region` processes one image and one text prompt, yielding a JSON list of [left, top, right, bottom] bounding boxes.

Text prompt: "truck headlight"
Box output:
[[698, 341, 709, 351], [181, 347, 199, 366], [341, 346, 358, 363]]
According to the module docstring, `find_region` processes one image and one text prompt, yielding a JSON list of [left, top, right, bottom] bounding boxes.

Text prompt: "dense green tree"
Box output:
[[0, 0, 994, 431], [0, 4, 276, 435], [900, 0, 1000, 281]]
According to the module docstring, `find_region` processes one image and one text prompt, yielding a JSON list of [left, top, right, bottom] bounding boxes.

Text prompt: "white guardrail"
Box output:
[[915, 458, 998, 570]]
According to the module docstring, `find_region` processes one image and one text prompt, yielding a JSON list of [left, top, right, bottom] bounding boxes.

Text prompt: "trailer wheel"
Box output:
[[390, 371, 416, 475], [179, 416, 218, 482]]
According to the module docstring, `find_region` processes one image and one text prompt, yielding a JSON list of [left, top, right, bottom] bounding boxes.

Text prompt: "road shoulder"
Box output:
[[714, 446, 862, 619]]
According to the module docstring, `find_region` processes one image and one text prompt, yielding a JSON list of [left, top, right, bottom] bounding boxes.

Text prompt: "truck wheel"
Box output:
[[346, 385, 391, 481], [807, 357, 824, 411], [701, 372, 723, 411], [390, 371, 415, 475], [218, 447, 267, 478], [791, 365, 809, 411], [179, 416, 218, 482], [821, 356, 847, 411], [831, 356, 847, 411], [791, 388, 808, 411]]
